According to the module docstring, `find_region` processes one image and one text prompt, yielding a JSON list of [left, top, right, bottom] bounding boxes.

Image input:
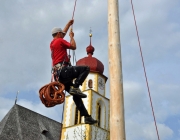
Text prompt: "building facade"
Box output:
[[61, 35, 110, 140]]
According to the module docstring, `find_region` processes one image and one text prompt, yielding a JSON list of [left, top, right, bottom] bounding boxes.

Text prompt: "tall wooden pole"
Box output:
[[108, 0, 126, 140]]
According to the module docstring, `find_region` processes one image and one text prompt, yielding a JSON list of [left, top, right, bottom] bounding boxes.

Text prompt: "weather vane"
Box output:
[[89, 27, 92, 37]]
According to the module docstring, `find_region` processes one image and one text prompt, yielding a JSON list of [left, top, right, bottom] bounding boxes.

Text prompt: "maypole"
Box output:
[[108, 0, 126, 140]]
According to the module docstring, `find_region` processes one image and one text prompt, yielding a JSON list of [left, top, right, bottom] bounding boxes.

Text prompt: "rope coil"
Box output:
[[39, 82, 65, 107]]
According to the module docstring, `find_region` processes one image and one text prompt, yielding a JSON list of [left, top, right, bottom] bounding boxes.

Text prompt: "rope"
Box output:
[[39, 82, 65, 107], [71, 0, 77, 30], [73, 50, 77, 65], [59, 91, 66, 140], [130, 0, 160, 140], [60, 91, 66, 124], [60, 0, 77, 127], [60, 0, 77, 124], [68, 0, 77, 66], [71, 0, 77, 65], [72, 0, 77, 20]]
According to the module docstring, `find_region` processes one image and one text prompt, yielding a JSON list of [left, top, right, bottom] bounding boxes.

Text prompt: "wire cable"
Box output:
[[59, 91, 66, 140], [130, 0, 160, 139]]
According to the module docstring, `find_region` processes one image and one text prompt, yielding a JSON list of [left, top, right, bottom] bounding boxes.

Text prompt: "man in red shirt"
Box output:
[[50, 20, 97, 125]]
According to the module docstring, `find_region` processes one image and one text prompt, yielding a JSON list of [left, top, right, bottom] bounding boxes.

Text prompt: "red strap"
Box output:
[[51, 74, 54, 82]]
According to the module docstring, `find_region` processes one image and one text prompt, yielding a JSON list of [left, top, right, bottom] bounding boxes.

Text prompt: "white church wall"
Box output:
[[91, 125, 109, 140], [62, 124, 88, 140], [64, 96, 73, 127]]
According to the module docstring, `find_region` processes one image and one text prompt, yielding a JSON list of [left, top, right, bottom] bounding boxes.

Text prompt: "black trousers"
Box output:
[[58, 66, 90, 116]]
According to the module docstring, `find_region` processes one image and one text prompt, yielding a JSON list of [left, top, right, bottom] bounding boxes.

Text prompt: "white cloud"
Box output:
[[0, 96, 64, 123], [126, 120, 173, 140], [18, 99, 63, 122], [143, 123, 173, 140]]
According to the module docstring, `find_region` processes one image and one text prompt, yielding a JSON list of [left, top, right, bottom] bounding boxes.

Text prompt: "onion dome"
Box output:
[[76, 32, 104, 74]]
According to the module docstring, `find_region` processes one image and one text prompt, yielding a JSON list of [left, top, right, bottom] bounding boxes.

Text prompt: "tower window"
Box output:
[[97, 103, 101, 127], [88, 79, 93, 88], [74, 107, 82, 125], [74, 107, 78, 125]]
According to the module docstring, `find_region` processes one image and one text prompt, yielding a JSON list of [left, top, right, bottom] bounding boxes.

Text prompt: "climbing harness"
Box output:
[[52, 57, 67, 81], [39, 56, 67, 107], [130, 0, 160, 139]]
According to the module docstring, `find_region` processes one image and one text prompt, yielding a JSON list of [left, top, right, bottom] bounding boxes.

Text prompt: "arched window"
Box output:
[[96, 100, 106, 128], [88, 79, 93, 88], [74, 107, 82, 125], [97, 103, 101, 127], [74, 107, 78, 125]]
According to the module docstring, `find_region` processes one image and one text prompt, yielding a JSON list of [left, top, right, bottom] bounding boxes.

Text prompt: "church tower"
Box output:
[[61, 33, 110, 140]]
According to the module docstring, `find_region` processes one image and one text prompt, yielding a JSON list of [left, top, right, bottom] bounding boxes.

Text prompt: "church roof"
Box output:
[[76, 33, 104, 74], [0, 104, 62, 140]]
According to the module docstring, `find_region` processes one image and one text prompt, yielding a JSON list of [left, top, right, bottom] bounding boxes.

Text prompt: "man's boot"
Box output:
[[84, 115, 98, 125], [69, 87, 87, 98]]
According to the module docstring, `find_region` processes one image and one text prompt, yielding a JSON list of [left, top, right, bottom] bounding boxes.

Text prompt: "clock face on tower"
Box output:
[[98, 77, 105, 90]]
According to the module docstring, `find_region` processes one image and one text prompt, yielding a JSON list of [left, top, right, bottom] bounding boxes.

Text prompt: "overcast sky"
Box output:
[[0, 0, 180, 140]]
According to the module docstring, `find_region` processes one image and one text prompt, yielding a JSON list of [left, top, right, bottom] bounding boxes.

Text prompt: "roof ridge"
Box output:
[[15, 104, 23, 140]]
